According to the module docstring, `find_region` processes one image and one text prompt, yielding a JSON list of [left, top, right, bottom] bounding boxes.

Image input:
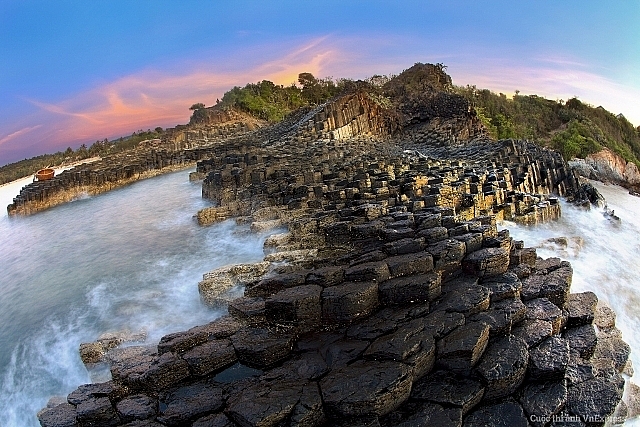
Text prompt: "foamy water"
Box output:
[[0, 169, 268, 426], [503, 182, 640, 426]]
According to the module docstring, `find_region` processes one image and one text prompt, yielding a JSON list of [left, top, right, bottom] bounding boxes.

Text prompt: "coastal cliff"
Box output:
[[29, 64, 634, 427]]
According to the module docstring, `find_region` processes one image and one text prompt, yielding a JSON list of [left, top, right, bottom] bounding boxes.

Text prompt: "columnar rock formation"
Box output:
[[27, 64, 632, 426]]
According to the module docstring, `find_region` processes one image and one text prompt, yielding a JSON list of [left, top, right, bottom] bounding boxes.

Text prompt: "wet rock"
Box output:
[[246, 271, 308, 298], [364, 322, 435, 379], [320, 360, 412, 418], [453, 232, 484, 254], [120, 418, 165, 426], [594, 302, 616, 331], [436, 321, 490, 373], [525, 298, 564, 334], [462, 247, 510, 277], [230, 327, 293, 369], [67, 382, 124, 405], [425, 239, 466, 270], [417, 226, 448, 243], [565, 292, 598, 327], [321, 281, 379, 324], [378, 272, 440, 305], [383, 238, 425, 255], [385, 252, 434, 278], [521, 266, 572, 308], [411, 369, 484, 415], [142, 352, 190, 390], [226, 379, 305, 427], [476, 335, 528, 401], [290, 382, 326, 427], [517, 381, 567, 427], [468, 298, 526, 336], [116, 394, 157, 423], [463, 400, 529, 427], [157, 380, 224, 426], [346, 310, 400, 341], [479, 272, 522, 302], [38, 403, 78, 427], [182, 338, 237, 377], [567, 377, 624, 425], [382, 401, 462, 427], [592, 333, 630, 373], [228, 296, 266, 325], [421, 311, 466, 339], [265, 284, 322, 331], [512, 319, 553, 348], [158, 316, 243, 355], [320, 338, 369, 369], [108, 346, 157, 389], [306, 266, 344, 287], [528, 336, 570, 380], [435, 278, 490, 315], [345, 261, 391, 282], [563, 324, 598, 360], [509, 247, 537, 268], [76, 396, 120, 426], [565, 352, 596, 387], [198, 262, 271, 306], [192, 413, 235, 427]]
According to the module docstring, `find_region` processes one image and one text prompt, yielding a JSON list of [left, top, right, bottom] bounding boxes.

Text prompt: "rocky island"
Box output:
[[24, 64, 635, 426]]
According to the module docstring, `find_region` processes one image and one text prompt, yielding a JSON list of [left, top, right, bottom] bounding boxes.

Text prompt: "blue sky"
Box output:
[[1, 1, 639, 166]]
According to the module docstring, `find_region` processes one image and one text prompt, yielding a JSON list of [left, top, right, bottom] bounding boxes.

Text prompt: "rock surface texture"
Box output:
[[34, 64, 630, 426]]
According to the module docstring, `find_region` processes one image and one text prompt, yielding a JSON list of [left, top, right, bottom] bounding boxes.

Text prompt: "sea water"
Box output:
[[0, 168, 268, 426]]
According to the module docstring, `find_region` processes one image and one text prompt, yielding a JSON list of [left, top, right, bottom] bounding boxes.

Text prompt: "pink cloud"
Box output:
[[0, 125, 42, 147]]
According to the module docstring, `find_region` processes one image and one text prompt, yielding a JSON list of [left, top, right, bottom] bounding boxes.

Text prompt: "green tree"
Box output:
[[189, 103, 205, 110]]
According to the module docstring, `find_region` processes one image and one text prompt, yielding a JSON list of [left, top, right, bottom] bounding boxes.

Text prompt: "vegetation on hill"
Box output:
[[0, 129, 163, 185], [455, 86, 640, 165]]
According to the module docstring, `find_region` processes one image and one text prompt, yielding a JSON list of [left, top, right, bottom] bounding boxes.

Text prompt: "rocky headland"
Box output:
[[29, 64, 635, 427]]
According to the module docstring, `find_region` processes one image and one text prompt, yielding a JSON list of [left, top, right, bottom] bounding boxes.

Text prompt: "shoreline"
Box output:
[[0, 157, 102, 189]]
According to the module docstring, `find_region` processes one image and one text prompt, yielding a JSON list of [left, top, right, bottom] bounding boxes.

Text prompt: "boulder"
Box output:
[[567, 377, 624, 425], [525, 298, 564, 334], [116, 395, 157, 423], [528, 336, 570, 380], [563, 324, 598, 360], [37, 403, 78, 427], [385, 253, 434, 278], [565, 292, 598, 327], [265, 284, 322, 331], [228, 296, 266, 325], [517, 381, 567, 427], [344, 261, 390, 283], [463, 400, 529, 427], [157, 380, 224, 426], [511, 319, 554, 348]]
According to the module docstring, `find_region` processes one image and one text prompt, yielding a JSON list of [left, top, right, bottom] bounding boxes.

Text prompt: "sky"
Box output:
[[1, 1, 639, 166]]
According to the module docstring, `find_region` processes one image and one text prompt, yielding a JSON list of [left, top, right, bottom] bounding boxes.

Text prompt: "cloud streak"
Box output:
[[0, 125, 42, 147]]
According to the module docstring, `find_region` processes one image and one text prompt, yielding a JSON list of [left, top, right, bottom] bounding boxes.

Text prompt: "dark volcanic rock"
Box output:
[[320, 360, 412, 419], [525, 298, 564, 334], [528, 336, 570, 380], [157, 316, 243, 355], [463, 401, 529, 427], [182, 338, 237, 377], [142, 352, 190, 390], [567, 377, 624, 425], [565, 352, 597, 387], [479, 272, 522, 302], [436, 321, 490, 373], [435, 278, 490, 315], [521, 266, 572, 308], [228, 296, 266, 324], [511, 319, 554, 348], [411, 369, 484, 415], [421, 310, 466, 339], [378, 272, 440, 305], [226, 379, 306, 427], [116, 394, 157, 423], [76, 396, 120, 426], [462, 247, 510, 277], [476, 335, 528, 401], [306, 266, 344, 287], [563, 324, 598, 360], [382, 401, 462, 427], [230, 327, 293, 369], [320, 338, 369, 369], [321, 281, 379, 324], [385, 252, 434, 278], [565, 292, 598, 328], [425, 239, 466, 270], [192, 413, 235, 427], [157, 380, 223, 426], [38, 403, 78, 427], [345, 261, 390, 282], [265, 284, 322, 331], [517, 381, 567, 427], [469, 297, 526, 337]]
